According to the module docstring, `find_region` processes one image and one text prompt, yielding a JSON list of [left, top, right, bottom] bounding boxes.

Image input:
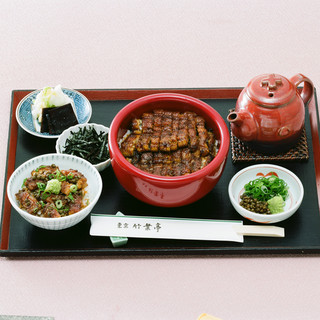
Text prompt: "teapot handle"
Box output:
[[290, 73, 314, 105]]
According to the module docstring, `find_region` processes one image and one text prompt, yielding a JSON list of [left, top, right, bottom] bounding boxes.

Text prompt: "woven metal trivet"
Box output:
[[231, 127, 309, 163]]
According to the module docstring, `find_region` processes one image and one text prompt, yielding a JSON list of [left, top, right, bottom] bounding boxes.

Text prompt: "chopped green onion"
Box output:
[[35, 165, 47, 172], [52, 170, 66, 181], [68, 194, 74, 202], [22, 178, 27, 188], [67, 173, 74, 180], [70, 184, 77, 193], [37, 182, 46, 191], [41, 191, 51, 200], [244, 175, 288, 202], [55, 200, 63, 209], [58, 206, 70, 215]]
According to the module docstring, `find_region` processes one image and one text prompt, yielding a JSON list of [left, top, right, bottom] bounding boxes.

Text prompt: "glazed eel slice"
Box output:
[[16, 189, 41, 215], [150, 110, 162, 152], [120, 134, 140, 157], [196, 115, 210, 156]]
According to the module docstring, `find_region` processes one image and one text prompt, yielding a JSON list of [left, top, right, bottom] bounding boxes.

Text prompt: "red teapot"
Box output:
[[227, 73, 314, 153]]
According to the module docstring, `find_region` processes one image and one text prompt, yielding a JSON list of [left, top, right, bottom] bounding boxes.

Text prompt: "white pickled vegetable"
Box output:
[[31, 85, 73, 132]]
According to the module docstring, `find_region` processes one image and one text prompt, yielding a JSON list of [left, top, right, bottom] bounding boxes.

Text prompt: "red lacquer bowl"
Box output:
[[108, 93, 230, 207]]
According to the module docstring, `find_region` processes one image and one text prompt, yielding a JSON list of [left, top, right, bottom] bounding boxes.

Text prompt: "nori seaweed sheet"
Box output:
[[41, 103, 78, 134]]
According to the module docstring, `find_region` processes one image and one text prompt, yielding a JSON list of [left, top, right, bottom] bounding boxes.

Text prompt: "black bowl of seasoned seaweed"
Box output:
[[56, 123, 110, 172]]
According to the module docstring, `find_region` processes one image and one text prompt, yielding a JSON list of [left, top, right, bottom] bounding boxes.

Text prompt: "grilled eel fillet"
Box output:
[[120, 110, 218, 176]]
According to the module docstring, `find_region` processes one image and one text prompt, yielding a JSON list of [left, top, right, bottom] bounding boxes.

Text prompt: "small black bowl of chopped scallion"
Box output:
[[56, 123, 110, 172]]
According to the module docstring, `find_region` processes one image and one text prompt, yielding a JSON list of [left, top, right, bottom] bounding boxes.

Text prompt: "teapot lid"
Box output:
[[246, 73, 295, 107]]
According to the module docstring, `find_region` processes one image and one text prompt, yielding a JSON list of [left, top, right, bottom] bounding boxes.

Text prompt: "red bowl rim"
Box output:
[[108, 93, 230, 182]]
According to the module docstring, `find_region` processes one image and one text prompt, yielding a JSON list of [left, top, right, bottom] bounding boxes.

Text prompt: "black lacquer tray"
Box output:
[[1, 88, 320, 257]]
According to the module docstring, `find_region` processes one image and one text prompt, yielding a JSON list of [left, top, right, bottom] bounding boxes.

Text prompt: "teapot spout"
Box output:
[[227, 110, 257, 141], [227, 111, 243, 126]]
